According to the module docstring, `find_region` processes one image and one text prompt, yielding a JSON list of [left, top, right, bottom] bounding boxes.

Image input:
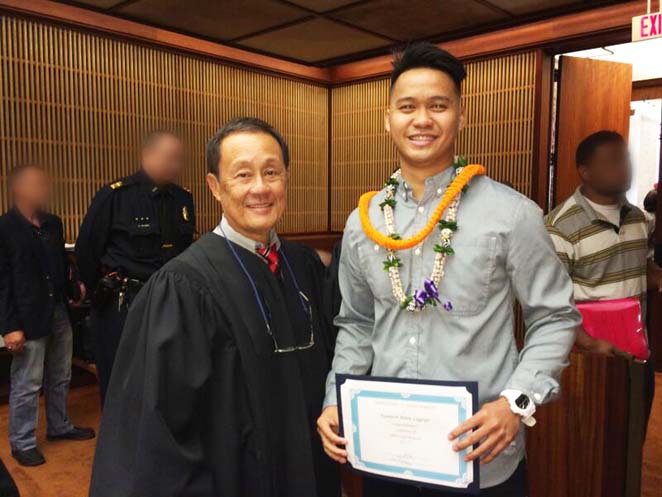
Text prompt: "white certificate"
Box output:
[[337, 374, 479, 493]]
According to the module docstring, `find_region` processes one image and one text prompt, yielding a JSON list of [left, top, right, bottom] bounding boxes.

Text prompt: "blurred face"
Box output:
[[206, 131, 288, 244], [142, 134, 184, 185], [578, 142, 632, 196], [12, 167, 50, 210], [385, 68, 464, 170]]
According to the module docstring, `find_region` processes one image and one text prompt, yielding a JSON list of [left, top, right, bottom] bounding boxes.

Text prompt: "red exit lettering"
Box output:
[[641, 13, 662, 38]]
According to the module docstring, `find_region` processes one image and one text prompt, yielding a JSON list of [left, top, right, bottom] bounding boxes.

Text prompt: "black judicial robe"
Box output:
[[323, 241, 343, 346], [89, 233, 339, 497]]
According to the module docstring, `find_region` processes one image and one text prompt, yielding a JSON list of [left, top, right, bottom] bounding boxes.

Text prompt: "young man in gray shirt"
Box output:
[[317, 43, 580, 497]]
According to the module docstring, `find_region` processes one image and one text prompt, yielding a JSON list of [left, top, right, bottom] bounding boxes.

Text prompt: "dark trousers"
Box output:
[[0, 457, 19, 496], [90, 295, 128, 405], [363, 460, 527, 497]]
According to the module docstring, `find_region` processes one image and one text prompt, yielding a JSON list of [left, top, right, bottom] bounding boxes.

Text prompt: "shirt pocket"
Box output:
[[128, 222, 160, 258], [438, 235, 498, 316], [178, 222, 195, 246]]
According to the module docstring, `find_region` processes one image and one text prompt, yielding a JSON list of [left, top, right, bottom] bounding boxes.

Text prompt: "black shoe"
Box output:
[[11, 447, 46, 467], [47, 426, 96, 442]]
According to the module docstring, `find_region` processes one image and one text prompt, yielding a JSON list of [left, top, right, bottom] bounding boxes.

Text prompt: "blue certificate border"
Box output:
[[337, 374, 480, 495], [351, 390, 468, 481]]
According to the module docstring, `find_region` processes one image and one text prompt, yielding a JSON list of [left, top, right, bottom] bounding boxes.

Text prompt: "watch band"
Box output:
[[521, 415, 537, 427], [501, 390, 537, 427]]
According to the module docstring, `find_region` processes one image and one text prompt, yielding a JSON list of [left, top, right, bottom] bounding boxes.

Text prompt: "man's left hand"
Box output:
[[448, 397, 520, 465]]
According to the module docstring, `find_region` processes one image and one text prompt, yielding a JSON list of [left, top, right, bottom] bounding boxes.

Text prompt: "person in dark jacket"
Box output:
[[0, 164, 95, 467], [76, 130, 195, 405]]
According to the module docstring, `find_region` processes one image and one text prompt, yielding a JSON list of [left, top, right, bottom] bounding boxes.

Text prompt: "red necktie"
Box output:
[[256, 244, 280, 274]]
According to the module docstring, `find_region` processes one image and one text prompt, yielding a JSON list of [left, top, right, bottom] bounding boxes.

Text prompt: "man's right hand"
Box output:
[[576, 327, 623, 357], [317, 406, 348, 464], [580, 334, 632, 359], [588, 337, 616, 356], [4, 330, 26, 354]]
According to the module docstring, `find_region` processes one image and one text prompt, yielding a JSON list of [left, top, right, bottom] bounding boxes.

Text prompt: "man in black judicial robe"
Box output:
[[89, 117, 339, 497]]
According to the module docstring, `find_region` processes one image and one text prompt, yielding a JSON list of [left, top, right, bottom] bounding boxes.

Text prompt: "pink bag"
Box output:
[[576, 297, 649, 360]]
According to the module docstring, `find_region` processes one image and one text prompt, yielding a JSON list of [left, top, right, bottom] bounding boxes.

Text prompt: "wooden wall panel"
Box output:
[[0, 16, 329, 241], [527, 353, 630, 497], [330, 51, 537, 231], [330, 79, 397, 230]]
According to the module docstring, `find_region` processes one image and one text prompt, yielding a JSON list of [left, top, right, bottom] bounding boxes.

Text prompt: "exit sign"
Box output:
[[632, 12, 662, 41]]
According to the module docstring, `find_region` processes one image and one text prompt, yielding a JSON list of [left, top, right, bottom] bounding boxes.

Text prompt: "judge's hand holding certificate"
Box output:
[[318, 375, 521, 493]]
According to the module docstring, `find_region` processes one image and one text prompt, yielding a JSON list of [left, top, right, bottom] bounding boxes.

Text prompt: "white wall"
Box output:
[[628, 99, 661, 209]]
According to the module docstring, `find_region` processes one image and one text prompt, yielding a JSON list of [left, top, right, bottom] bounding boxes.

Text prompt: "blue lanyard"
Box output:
[[218, 224, 309, 334]]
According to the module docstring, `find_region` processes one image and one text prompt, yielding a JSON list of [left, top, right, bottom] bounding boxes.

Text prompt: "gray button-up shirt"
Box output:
[[325, 167, 580, 487]]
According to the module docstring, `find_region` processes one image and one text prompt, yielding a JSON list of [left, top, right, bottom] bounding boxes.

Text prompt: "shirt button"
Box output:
[[437, 188, 443, 195], [46, 276, 50, 280], [414, 248, 421, 256], [409, 336, 416, 345], [374, 244, 380, 251], [418, 206, 425, 213], [534, 393, 542, 402]]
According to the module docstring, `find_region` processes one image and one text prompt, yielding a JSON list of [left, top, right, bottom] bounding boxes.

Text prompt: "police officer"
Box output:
[[76, 130, 195, 404]]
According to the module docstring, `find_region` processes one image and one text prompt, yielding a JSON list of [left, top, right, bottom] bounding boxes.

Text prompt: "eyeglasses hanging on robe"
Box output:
[[220, 224, 315, 354]]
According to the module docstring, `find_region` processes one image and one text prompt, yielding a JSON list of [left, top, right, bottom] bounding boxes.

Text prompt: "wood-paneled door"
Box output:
[[553, 56, 633, 205]]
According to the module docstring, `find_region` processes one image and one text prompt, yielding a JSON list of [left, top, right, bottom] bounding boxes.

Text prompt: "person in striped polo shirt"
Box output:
[[545, 130, 662, 430]]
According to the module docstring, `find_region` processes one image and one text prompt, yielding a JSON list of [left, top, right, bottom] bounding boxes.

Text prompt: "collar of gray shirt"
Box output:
[[212, 216, 281, 255], [398, 166, 455, 203]]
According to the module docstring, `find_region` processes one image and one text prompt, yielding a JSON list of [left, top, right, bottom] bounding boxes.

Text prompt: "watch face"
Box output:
[[515, 394, 530, 409]]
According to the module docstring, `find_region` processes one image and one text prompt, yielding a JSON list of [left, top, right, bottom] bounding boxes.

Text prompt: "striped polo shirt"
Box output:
[[544, 187, 652, 303]]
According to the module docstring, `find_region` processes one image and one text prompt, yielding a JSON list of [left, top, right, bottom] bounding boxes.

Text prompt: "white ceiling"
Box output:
[[565, 37, 662, 81]]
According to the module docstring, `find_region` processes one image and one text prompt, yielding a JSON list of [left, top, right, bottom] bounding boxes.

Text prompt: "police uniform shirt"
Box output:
[[76, 170, 195, 289]]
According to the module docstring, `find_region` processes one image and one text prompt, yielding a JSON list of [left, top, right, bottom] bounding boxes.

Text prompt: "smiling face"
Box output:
[[206, 131, 288, 244], [385, 67, 464, 172]]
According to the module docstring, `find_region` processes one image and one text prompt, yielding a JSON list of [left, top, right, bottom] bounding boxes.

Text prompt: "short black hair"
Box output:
[[141, 129, 181, 150], [643, 189, 657, 213], [390, 42, 467, 94], [575, 131, 625, 167], [8, 163, 45, 190], [206, 117, 289, 176]]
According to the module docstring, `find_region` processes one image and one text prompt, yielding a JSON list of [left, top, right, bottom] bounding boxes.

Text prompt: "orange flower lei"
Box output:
[[358, 164, 486, 251]]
